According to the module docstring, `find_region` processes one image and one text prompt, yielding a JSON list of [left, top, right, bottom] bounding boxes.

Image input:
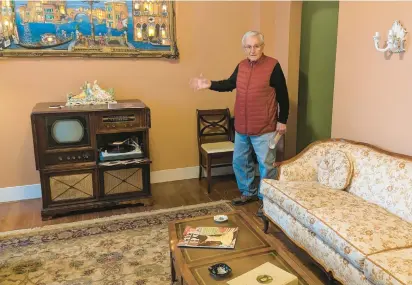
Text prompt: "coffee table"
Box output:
[[168, 210, 323, 285]]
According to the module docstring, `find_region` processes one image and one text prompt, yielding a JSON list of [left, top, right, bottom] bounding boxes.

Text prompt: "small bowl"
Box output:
[[214, 215, 228, 223], [208, 263, 232, 278]]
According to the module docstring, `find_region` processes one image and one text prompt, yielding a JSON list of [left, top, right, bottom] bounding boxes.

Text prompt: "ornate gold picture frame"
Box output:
[[0, 0, 178, 59]]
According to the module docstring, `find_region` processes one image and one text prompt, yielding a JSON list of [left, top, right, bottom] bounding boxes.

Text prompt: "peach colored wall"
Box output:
[[332, 2, 412, 155], [0, 2, 260, 188], [0, 1, 302, 189], [285, 1, 302, 159], [266, 1, 302, 159]]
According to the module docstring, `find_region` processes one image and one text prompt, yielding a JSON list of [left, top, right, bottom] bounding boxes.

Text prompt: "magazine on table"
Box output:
[[177, 226, 239, 249]]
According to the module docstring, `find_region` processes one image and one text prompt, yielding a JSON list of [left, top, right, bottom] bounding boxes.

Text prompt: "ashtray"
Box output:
[[208, 263, 232, 278], [214, 215, 228, 223]]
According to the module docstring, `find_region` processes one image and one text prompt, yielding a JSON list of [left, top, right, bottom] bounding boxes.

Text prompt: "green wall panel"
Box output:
[[297, 1, 339, 153]]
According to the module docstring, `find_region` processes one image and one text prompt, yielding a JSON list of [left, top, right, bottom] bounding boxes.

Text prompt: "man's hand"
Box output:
[[189, 74, 211, 91], [276, 122, 287, 135]]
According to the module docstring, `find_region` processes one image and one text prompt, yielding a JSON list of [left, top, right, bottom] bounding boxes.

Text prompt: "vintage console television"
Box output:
[[31, 99, 152, 219]]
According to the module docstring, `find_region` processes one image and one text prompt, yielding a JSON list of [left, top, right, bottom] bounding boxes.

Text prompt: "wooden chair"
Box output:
[[197, 108, 234, 193]]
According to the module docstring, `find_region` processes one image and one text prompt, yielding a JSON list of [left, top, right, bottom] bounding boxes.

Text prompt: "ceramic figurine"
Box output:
[[66, 80, 117, 106]]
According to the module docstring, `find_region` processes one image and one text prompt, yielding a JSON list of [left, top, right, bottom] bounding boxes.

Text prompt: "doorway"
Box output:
[[296, 1, 339, 153]]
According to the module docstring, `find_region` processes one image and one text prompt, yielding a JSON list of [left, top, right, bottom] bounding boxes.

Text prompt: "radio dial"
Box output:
[[58, 156, 63, 161], [67, 156, 70, 160]]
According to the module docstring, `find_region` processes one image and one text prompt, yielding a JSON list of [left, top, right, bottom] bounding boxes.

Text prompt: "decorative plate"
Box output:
[[214, 215, 228, 223]]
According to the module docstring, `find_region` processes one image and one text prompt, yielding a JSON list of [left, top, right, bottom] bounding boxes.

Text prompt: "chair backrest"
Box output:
[[196, 108, 232, 146]]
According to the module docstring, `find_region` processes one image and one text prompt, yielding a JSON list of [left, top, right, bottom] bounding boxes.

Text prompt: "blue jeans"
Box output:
[[233, 131, 277, 200]]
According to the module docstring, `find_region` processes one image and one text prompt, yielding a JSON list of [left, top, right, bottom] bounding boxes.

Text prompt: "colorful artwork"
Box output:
[[0, 0, 178, 58]]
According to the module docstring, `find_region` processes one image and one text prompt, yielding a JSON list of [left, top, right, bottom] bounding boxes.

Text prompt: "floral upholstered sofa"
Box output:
[[260, 139, 412, 285]]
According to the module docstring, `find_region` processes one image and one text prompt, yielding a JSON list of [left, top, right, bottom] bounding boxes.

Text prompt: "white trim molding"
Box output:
[[0, 184, 42, 203], [0, 166, 238, 203]]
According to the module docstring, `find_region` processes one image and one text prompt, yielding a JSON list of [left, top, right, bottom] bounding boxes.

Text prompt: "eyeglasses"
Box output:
[[243, 44, 263, 51]]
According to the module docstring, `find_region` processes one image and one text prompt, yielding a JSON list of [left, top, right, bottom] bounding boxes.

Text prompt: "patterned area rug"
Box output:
[[0, 201, 233, 285]]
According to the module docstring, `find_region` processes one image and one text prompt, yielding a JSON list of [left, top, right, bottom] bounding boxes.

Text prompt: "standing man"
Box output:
[[190, 31, 289, 215]]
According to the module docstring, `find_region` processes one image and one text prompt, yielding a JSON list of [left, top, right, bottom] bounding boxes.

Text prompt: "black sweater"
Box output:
[[209, 62, 290, 124]]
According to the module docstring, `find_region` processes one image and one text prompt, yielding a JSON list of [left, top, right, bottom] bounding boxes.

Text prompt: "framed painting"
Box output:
[[0, 0, 178, 58]]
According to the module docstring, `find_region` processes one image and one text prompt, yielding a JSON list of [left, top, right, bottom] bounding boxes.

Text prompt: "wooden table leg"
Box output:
[[170, 251, 177, 284], [262, 215, 270, 234]]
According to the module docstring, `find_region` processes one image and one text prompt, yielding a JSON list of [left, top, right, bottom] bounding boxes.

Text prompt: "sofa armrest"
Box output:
[[274, 145, 320, 182]]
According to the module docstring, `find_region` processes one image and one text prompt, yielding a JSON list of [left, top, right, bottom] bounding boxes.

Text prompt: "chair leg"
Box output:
[[206, 155, 212, 194], [198, 152, 203, 180]]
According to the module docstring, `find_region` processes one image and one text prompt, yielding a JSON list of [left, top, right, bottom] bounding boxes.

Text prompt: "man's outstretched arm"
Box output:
[[209, 65, 238, 92]]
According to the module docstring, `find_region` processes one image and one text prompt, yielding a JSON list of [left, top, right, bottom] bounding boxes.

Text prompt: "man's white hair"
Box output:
[[242, 31, 264, 46]]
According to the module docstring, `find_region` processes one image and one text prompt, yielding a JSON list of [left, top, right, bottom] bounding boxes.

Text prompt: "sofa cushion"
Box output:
[[308, 203, 412, 272], [345, 147, 412, 224], [364, 248, 412, 285], [317, 149, 353, 190], [264, 200, 376, 285], [261, 180, 362, 227], [261, 179, 412, 272]]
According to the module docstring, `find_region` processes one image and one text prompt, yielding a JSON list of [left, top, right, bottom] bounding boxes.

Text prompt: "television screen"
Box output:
[[51, 119, 84, 144]]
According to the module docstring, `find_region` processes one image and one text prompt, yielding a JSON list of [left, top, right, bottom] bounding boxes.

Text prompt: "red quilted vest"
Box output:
[[234, 54, 278, 135]]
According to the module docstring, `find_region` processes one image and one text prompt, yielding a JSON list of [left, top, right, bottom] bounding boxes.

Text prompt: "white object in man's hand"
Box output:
[[276, 122, 287, 135], [189, 74, 211, 91], [269, 132, 283, 149]]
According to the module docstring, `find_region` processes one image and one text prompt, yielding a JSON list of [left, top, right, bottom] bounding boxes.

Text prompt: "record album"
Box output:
[[107, 143, 136, 154], [99, 138, 144, 162]]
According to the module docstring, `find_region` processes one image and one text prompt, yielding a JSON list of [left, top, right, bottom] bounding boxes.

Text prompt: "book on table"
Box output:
[[177, 226, 239, 249]]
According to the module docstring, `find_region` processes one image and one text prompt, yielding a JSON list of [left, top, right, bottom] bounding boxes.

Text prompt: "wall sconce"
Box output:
[[373, 20, 407, 53]]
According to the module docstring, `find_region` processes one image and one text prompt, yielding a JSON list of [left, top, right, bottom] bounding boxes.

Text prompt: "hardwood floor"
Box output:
[[0, 175, 330, 284]]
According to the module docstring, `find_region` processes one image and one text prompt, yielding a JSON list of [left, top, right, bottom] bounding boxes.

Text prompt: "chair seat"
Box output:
[[201, 141, 234, 154]]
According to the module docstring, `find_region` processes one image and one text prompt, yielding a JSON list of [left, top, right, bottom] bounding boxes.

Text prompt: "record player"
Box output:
[[99, 137, 144, 162]]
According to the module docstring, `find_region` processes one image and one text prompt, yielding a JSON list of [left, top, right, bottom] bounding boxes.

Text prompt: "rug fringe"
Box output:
[[0, 200, 233, 238]]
